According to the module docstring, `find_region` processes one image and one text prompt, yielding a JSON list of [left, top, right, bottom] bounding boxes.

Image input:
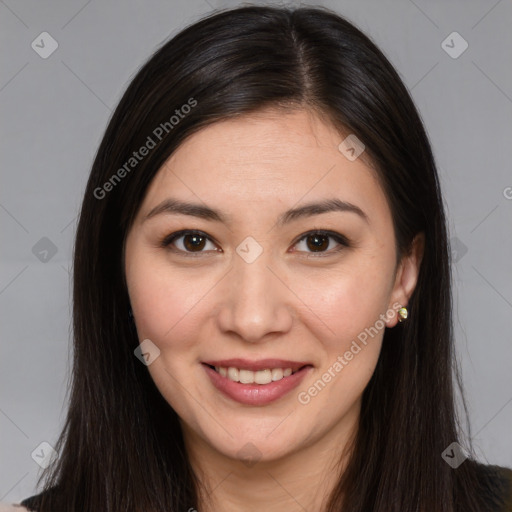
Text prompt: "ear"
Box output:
[[385, 232, 425, 328]]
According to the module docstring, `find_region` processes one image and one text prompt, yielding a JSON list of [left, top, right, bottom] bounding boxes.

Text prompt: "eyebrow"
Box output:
[[143, 197, 369, 226]]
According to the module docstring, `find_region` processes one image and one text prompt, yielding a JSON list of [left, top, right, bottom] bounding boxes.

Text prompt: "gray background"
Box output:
[[1, 0, 511, 503]]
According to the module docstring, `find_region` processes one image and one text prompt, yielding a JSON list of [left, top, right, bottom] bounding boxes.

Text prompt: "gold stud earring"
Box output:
[[397, 306, 408, 322]]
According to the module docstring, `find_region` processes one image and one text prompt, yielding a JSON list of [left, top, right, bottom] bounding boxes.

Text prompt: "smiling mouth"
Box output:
[[203, 363, 311, 385]]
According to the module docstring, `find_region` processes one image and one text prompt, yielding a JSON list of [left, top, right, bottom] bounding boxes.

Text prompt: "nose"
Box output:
[[216, 252, 294, 343]]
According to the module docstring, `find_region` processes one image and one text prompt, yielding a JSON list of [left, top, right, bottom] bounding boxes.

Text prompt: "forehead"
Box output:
[[137, 109, 390, 227]]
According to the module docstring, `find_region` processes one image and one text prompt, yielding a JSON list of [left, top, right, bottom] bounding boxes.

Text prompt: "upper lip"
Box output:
[[202, 359, 312, 372]]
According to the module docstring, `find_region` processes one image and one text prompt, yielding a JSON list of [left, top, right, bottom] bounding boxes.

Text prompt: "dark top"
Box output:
[[16, 462, 512, 511]]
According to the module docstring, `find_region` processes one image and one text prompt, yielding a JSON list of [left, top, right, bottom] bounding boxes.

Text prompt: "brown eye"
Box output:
[[293, 230, 349, 256], [160, 229, 349, 258], [305, 233, 330, 252], [182, 233, 207, 251], [160, 230, 218, 255]]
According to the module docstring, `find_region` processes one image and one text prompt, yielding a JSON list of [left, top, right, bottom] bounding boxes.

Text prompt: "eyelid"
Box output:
[[160, 229, 350, 257], [159, 229, 220, 257], [292, 230, 350, 256]]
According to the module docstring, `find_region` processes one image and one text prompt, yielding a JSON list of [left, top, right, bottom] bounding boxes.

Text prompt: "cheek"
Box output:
[[300, 263, 391, 345], [126, 249, 234, 370], [125, 244, 197, 343], [128, 249, 392, 351], [129, 267, 204, 346], [300, 271, 388, 401]]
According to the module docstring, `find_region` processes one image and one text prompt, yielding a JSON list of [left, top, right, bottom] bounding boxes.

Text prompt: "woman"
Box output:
[[5, 5, 511, 511]]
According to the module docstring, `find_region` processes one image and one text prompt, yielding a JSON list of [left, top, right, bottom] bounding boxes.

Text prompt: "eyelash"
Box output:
[[158, 229, 350, 258]]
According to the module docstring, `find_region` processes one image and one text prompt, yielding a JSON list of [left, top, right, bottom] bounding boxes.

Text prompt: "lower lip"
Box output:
[[202, 364, 313, 406]]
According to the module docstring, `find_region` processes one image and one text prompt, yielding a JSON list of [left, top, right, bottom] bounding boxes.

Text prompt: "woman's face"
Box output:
[[124, 108, 423, 464]]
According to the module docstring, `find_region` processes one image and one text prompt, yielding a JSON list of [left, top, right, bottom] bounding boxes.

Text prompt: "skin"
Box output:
[[124, 108, 424, 512]]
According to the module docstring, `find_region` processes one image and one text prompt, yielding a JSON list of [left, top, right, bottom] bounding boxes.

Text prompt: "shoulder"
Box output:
[[472, 462, 512, 511], [474, 461, 512, 484], [0, 504, 30, 511], [6, 465, 511, 511]]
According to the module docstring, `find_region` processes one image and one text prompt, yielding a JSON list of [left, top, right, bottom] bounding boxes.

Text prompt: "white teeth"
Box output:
[[227, 367, 239, 381], [239, 369, 255, 384], [255, 369, 272, 384], [213, 365, 297, 384], [271, 368, 283, 381]]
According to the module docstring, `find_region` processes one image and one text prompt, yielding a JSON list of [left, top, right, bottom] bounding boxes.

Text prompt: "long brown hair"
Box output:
[[27, 5, 497, 511]]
